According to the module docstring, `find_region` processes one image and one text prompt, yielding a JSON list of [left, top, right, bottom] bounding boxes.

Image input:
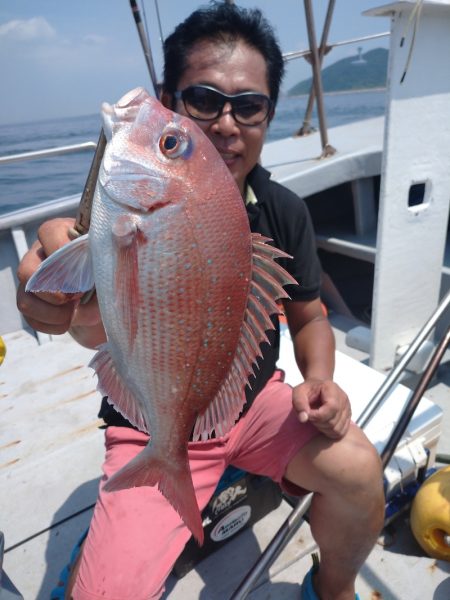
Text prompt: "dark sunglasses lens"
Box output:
[[183, 87, 222, 119], [233, 94, 271, 125], [182, 87, 271, 125]]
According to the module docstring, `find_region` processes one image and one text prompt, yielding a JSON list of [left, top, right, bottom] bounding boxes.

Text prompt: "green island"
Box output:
[[287, 47, 388, 96]]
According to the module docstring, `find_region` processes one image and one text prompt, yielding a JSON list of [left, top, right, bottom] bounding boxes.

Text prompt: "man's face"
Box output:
[[169, 38, 272, 196]]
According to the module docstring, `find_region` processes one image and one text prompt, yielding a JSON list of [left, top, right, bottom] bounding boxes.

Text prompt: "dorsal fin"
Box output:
[[192, 233, 298, 441]]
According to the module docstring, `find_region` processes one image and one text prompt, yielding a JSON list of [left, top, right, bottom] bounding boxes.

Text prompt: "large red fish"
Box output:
[[27, 87, 297, 544]]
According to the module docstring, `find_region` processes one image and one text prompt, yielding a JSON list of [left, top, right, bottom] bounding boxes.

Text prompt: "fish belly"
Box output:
[[90, 192, 251, 443]]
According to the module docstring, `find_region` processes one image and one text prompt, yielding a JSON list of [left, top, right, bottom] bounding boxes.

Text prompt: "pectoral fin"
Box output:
[[26, 234, 94, 294]]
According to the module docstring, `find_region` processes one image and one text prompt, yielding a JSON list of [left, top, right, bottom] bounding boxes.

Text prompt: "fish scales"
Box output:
[[26, 87, 298, 544]]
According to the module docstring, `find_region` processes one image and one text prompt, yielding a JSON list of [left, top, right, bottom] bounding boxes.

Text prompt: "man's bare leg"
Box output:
[[285, 425, 385, 600], [64, 541, 84, 600]]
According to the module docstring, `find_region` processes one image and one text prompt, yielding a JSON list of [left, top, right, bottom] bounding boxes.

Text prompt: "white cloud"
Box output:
[[82, 34, 107, 46], [0, 17, 56, 43]]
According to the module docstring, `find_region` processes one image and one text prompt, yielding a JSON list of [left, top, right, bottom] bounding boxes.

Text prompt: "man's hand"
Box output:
[[292, 379, 351, 440], [16, 217, 104, 347]]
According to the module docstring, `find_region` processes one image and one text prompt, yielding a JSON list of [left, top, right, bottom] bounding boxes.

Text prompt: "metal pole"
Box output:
[[297, 0, 335, 137], [380, 324, 450, 469], [283, 32, 390, 63], [358, 289, 450, 429], [229, 494, 313, 599], [303, 0, 335, 157]]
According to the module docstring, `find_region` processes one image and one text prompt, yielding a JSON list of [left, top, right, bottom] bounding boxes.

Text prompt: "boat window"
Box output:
[[408, 182, 426, 209]]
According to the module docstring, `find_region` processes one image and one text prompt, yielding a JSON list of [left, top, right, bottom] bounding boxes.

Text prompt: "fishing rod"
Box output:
[[72, 129, 106, 236], [129, 0, 160, 98], [73, 1, 160, 237]]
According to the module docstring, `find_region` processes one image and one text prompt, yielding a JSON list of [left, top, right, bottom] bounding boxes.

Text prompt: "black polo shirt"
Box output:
[[99, 163, 321, 426], [243, 164, 321, 405]]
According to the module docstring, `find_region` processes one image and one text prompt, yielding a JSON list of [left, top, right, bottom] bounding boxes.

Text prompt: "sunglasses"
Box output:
[[174, 85, 273, 126]]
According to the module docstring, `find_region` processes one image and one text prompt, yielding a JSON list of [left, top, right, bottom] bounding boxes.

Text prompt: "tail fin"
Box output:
[[103, 445, 204, 545]]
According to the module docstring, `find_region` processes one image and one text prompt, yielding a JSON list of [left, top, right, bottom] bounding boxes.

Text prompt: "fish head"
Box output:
[[99, 87, 232, 214], [101, 87, 150, 138]]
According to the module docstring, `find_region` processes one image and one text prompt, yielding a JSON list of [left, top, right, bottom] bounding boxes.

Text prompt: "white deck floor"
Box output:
[[1, 321, 450, 599], [1, 96, 449, 598]]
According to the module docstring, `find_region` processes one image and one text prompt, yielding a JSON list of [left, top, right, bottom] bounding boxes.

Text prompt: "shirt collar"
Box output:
[[245, 183, 258, 206], [246, 163, 272, 206]]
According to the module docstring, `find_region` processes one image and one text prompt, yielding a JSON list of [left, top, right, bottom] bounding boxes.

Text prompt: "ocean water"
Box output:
[[0, 89, 385, 215]]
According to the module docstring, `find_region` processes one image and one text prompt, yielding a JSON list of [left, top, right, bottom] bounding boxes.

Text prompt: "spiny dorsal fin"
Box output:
[[192, 233, 298, 441], [90, 344, 149, 433]]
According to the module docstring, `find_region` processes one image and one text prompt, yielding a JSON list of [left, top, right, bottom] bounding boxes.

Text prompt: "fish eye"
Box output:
[[159, 127, 190, 159]]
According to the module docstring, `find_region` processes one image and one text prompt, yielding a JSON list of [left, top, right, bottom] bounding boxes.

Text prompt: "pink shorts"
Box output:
[[73, 370, 318, 599]]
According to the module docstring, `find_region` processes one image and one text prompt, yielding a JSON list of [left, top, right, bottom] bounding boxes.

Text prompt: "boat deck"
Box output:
[[1, 115, 449, 599], [1, 320, 449, 599], [262, 117, 383, 199]]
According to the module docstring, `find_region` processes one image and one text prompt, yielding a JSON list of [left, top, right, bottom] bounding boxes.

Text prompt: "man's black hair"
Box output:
[[163, 2, 285, 106]]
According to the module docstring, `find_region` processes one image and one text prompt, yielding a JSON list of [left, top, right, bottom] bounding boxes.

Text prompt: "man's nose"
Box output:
[[212, 101, 240, 135]]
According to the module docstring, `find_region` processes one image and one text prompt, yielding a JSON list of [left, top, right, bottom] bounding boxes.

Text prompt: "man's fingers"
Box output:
[[18, 228, 83, 306], [72, 292, 102, 328], [15, 217, 90, 337], [308, 403, 351, 439], [17, 282, 78, 332], [17, 240, 44, 283], [298, 410, 309, 423], [292, 388, 312, 420], [38, 217, 75, 256], [293, 381, 352, 439]]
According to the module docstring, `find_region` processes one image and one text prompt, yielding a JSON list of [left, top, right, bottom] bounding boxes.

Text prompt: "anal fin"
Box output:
[[90, 344, 149, 433]]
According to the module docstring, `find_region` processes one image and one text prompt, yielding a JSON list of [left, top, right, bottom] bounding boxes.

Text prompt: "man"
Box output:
[[17, 4, 384, 599]]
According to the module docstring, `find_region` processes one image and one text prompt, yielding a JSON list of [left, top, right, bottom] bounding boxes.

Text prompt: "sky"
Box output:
[[0, 1, 391, 126]]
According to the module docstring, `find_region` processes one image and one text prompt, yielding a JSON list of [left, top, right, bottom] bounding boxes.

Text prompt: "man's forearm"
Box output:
[[292, 316, 335, 381]]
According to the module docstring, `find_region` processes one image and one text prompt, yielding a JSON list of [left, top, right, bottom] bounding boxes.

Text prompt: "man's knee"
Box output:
[[285, 424, 383, 498], [326, 425, 383, 496]]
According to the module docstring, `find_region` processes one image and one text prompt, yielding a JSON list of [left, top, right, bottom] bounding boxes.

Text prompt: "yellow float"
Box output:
[[0, 335, 5, 365], [410, 466, 450, 561]]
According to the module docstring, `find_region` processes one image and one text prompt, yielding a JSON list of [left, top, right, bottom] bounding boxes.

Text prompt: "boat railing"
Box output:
[[0, 141, 97, 166], [0, 142, 99, 343], [0, 141, 98, 234], [0, 194, 81, 232], [281, 0, 390, 154], [282, 32, 391, 63]]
